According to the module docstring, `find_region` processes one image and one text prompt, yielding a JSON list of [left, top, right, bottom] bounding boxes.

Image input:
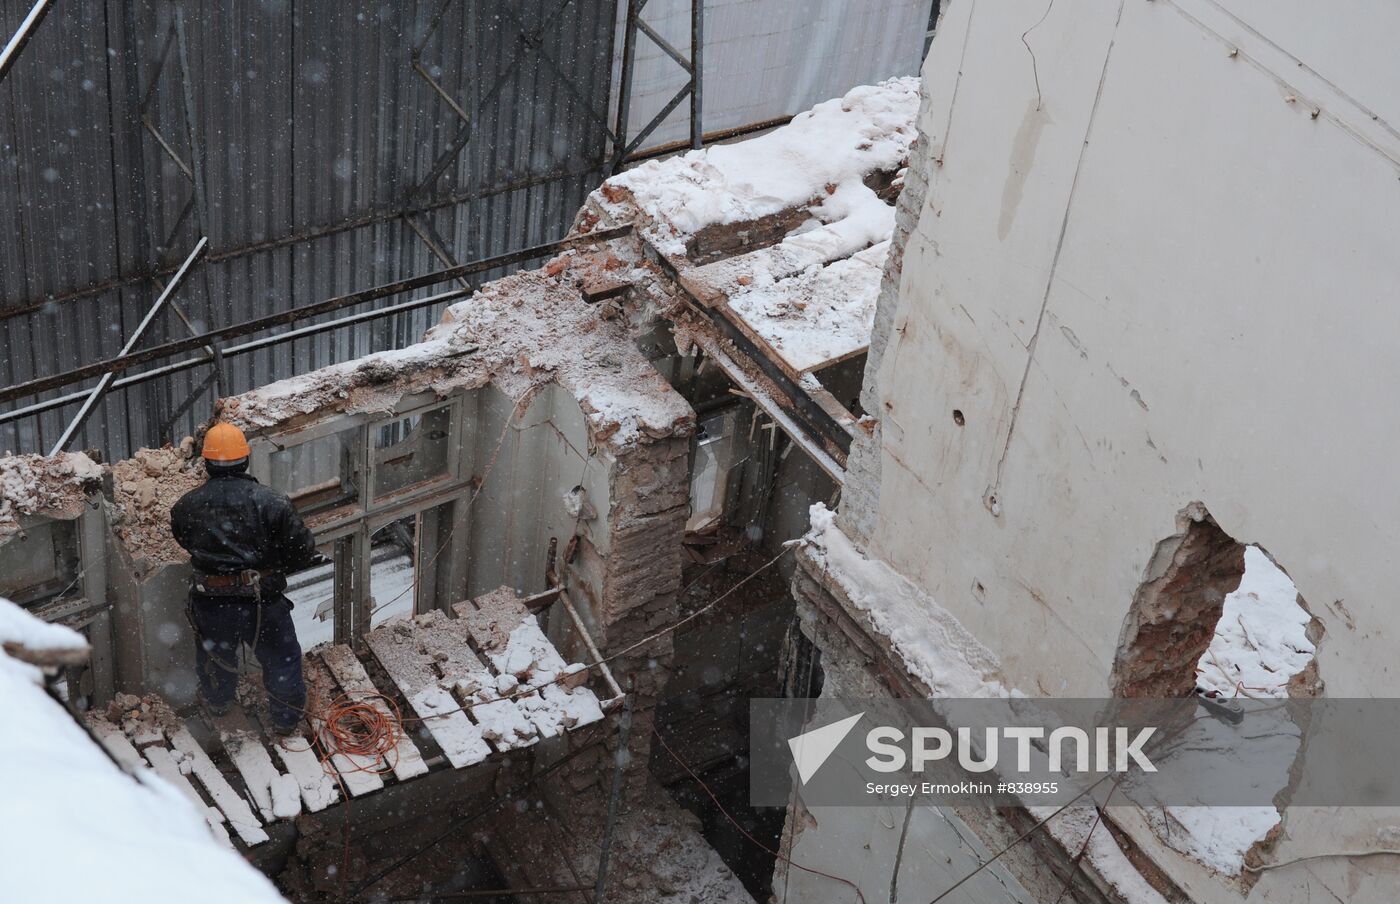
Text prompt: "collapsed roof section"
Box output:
[[580, 76, 919, 381], [224, 247, 695, 452]]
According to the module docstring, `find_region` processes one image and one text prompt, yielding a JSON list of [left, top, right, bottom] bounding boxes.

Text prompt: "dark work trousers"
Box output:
[[190, 594, 306, 730]]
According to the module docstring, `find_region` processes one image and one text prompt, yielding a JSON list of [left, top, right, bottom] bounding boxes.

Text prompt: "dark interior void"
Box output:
[[273, 778, 517, 903], [651, 556, 824, 900]]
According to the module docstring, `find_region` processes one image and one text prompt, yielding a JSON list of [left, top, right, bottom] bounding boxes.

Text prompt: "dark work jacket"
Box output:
[[170, 469, 317, 601]]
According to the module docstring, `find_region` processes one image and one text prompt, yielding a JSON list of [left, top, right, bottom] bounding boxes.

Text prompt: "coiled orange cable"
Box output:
[[309, 692, 404, 777]]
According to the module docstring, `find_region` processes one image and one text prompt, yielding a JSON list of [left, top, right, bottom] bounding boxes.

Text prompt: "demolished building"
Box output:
[[0, 78, 918, 902], [3, 2, 1397, 895]]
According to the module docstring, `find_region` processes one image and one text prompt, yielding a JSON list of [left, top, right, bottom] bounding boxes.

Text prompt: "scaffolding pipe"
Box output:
[[609, 0, 643, 173], [0, 0, 53, 83], [0, 286, 473, 426], [690, 0, 703, 150], [47, 237, 208, 455], [0, 224, 632, 406], [556, 586, 626, 704]]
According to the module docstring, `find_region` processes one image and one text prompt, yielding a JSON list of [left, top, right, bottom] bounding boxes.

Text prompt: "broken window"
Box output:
[[371, 403, 454, 501], [687, 407, 749, 533], [368, 519, 417, 629], [286, 552, 338, 649], [266, 423, 361, 515]]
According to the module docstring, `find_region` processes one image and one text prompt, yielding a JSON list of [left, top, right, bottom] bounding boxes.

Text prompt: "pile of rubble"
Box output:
[[0, 451, 103, 542], [110, 446, 204, 566]]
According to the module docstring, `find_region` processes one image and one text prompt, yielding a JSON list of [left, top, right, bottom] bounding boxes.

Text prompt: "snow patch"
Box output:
[[0, 597, 89, 657], [603, 78, 920, 254], [803, 503, 1009, 698], [1196, 546, 1315, 698]]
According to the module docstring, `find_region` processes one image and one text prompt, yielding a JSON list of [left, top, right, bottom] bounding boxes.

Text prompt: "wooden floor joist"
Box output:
[[210, 706, 306, 821], [78, 589, 608, 842], [303, 654, 386, 798], [364, 611, 491, 769], [141, 744, 235, 848], [167, 726, 269, 846]]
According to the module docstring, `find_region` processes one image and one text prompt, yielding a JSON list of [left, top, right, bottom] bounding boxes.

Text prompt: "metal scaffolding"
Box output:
[[610, 0, 705, 173]]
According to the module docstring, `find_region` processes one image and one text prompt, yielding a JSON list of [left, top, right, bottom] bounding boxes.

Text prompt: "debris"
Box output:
[[0, 452, 103, 542], [110, 448, 205, 566]]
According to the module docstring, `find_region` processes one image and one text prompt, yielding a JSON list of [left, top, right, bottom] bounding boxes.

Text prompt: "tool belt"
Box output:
[[191, 568, 266, 599]]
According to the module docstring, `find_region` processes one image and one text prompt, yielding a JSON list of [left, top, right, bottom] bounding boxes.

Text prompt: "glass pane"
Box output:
[[268, 426, 360, 515], [372, 405, 453, 500]]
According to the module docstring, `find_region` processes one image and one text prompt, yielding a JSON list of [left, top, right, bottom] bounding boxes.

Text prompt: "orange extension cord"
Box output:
[[308, 691, 404, 778]]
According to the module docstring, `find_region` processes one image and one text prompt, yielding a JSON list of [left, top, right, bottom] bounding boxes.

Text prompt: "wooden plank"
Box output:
[[271, 734, 340, 813], [210, 707, 302, 821], [318, 645, 430, 781], [168, 726, 269, 846], [86, 715, 147, 773], [303, 652, 385, 797], [453, 592, 605, 740], [142, 745, 232, 848], [365, 613, 491, 769], [417, 609, 539, 752]]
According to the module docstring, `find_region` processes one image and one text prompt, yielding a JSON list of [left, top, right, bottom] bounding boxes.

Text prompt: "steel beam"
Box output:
[[47, 237, 208, 454], [690, 0, 703, 150], [0, 0, 54, 83], [0, 286, 476, 425], [1, 225, 632, 406], [609, 0, 705, 170]]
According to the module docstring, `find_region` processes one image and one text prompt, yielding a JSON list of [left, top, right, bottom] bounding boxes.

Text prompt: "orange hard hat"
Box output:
[[202, 422, 250, 462]]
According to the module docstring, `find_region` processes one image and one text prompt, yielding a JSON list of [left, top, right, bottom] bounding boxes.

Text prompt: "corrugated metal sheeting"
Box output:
[[0, 0, 932, 460], [0, 0, 618, 458]]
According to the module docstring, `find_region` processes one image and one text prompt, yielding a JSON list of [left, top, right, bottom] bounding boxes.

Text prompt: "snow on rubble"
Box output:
[[1195, 545, 1316, 699], [226, 264, 692, 451], [596, 77, 920, 254], [0, 451, 102, 542], [725, 239, 890, 373], [0, 598, 285, 904], [579, 78, 918, 380]]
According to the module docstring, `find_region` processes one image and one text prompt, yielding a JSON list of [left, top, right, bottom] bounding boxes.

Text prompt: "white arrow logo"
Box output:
[[787, 712, 864, 784]]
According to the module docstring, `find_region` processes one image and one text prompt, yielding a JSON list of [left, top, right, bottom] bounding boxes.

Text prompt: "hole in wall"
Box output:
[[1112, 504, 1325, 878], [952, 409, 965, 426]]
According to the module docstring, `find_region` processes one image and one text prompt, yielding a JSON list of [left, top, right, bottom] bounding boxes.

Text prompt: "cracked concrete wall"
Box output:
[[834, 1, 1400, 901]]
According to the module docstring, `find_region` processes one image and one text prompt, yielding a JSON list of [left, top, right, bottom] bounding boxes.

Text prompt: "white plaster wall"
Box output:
[[847, 0, 1400, 900]]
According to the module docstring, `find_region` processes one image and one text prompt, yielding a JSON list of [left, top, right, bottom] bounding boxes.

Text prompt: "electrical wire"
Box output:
[[651, 723, 869, 904], [311, 691, 404, 776], [1243, 848, 1400, 874]]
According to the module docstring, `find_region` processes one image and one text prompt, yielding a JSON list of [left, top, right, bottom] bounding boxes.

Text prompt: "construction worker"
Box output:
[[170, 422, 316, 735]]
